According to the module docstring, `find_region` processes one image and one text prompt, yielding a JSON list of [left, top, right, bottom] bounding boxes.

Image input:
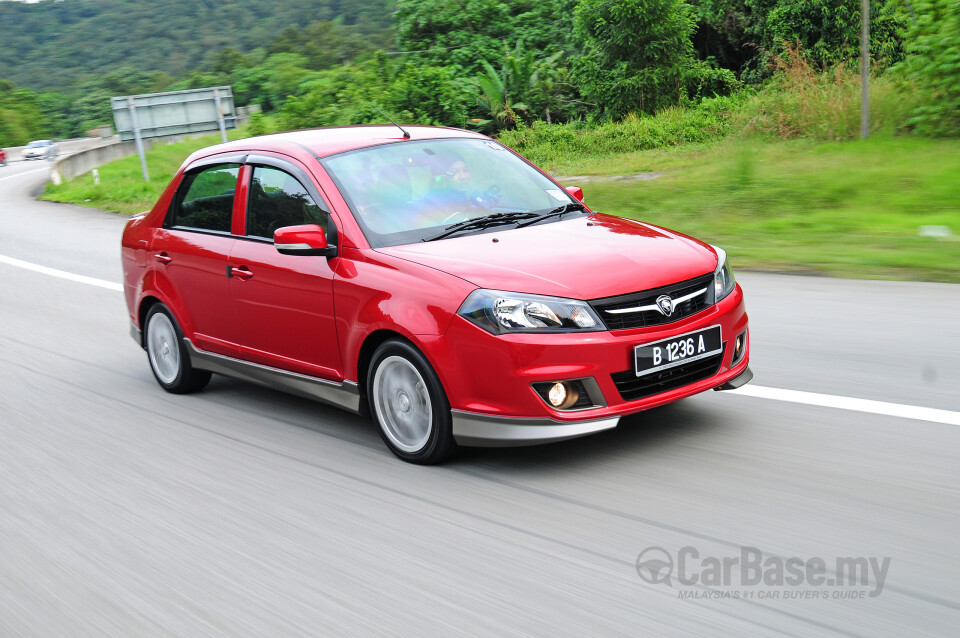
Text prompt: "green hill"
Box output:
[[0, 0, 395, 90]]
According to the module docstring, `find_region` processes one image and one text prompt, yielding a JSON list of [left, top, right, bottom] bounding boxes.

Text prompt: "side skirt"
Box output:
[[183, 338, 361, 413]]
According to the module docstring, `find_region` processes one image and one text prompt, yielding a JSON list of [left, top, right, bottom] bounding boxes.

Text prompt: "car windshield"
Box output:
[[27, 141, 49, 148], [322, 138, 579, 247]]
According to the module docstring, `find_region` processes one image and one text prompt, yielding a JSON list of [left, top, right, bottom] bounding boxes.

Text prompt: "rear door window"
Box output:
[[168, 164, 241, 232]]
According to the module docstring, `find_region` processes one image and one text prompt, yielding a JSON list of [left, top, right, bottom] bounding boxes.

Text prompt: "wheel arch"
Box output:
[[356, 329, 414, 411], [133, 295, 164, 348]]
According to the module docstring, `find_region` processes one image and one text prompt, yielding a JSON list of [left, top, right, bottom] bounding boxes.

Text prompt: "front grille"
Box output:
[[610, 352, 724, 402], [590, 273, 714, 331]]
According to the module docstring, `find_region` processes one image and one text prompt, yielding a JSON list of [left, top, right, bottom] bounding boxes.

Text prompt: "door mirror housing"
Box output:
[[565, 186, 584, 203], [274, 224, 337, 257]]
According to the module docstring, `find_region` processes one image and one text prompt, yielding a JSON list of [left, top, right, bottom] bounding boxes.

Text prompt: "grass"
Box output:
[[572, 135, 960, 282], [41, 127, 250, 214]]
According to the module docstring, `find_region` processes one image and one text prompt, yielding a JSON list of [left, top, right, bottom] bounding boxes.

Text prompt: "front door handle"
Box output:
[[229, 266, 254, 280], [154, 252, 172, 264]]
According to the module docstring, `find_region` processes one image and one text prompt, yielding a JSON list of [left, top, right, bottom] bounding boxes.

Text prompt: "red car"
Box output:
[[0, 147, 7, 166], [122, 125, 751, 463]]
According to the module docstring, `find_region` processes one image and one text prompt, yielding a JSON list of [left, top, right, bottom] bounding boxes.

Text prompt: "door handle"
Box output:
[[154, 252, 172, 264], [229, 266, 254, 280]]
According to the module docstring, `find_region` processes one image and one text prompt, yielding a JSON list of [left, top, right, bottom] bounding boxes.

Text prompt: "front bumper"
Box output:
[[426, 284, 750, 446], [451, 411, 620, 447]]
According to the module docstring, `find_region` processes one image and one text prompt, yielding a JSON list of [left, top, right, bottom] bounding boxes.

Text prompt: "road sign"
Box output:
[[111, 87, 237, 181]]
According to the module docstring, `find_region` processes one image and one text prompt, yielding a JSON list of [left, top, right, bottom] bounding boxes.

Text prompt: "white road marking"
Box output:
[[0, 167, 49, 183], [2, 250, 958, 426], [729, 384, 960, 426], [0, 253, 123, 292]]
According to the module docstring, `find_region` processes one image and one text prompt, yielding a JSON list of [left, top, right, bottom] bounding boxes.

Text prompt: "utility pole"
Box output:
[[861, 0, 870, 138]]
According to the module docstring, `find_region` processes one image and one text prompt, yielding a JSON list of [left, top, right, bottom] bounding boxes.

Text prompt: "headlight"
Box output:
[[712, 245, 736, 302], [458, 289, 604, 334]]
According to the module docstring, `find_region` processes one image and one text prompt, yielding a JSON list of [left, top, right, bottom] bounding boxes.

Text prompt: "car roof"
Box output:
[[182, 125, 489, 167]]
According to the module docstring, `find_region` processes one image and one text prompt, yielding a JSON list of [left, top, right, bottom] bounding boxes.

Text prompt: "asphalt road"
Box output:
[[1, 160, 958, 637]]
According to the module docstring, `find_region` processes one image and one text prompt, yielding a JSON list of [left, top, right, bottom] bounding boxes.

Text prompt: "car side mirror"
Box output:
[[565, 186, 584, 203], [274, 224, 337, 257]]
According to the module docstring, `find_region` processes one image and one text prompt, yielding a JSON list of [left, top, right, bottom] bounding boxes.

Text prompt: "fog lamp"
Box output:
[[732, 330, 746, 364], [548, 382, 567, 407], [545, 381, 581, 409]]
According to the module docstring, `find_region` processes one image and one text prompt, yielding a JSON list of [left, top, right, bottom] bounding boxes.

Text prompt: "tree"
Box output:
[[211, 47, 250, 75], [0, 80, 52, 146], [894, 0, 960, 135], [474, 44, 568, 127], [394, 0, 577, 74], [689, 1, 906, 82], [574, 0, 734, 118]]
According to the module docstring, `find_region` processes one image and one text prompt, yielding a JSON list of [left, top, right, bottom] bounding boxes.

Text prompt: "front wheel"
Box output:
[[144, 303, 211, 394], [368, 340, 457, 464]]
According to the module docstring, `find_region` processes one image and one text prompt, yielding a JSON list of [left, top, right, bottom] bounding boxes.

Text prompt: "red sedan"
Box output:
[[122, 125, 751, 463]]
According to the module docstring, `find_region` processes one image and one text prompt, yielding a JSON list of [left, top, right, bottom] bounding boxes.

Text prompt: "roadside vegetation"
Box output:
[[12, 0, 960, 282]]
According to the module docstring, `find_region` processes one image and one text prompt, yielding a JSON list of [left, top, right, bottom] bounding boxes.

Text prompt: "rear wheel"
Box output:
[[368, 340, 457, 464], [144, 304, 211, 394]]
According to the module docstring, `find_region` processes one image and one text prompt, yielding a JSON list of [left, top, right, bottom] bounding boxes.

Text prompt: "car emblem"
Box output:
[[656, 295, 674, 317]]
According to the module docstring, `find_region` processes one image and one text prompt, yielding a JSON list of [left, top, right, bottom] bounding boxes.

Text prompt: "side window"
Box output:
[[168, 164, 240, 232], [246, 166, 329, 240]]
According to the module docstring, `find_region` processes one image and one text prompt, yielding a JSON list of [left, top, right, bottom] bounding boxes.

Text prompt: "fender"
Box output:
[[334, 246, 476, 383]]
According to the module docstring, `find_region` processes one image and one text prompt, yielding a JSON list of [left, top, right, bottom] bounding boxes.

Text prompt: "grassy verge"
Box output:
[[41, 128, 249, 214], [573, 135, 960, 283]]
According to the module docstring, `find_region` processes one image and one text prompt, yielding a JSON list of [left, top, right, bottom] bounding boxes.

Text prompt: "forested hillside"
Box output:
[[0, 0, 395, 89], [2, 0, 958, 147]]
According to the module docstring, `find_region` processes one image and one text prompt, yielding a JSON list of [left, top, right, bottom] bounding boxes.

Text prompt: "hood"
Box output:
[[377, 213, 719, 300]]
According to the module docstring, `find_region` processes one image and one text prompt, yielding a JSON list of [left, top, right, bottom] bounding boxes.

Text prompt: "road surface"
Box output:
[[0, 160, 958, 636]]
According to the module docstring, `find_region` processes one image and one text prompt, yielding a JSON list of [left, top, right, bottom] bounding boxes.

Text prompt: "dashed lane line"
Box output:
[[0, 253, 123, 292]]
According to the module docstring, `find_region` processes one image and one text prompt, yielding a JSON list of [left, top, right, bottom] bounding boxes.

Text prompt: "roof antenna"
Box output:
[[372, 104, 410, 139]]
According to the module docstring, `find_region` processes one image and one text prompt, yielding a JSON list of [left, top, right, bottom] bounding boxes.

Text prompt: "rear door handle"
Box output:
[[229, 266, 254, 280], [154, 252, 172, 264]]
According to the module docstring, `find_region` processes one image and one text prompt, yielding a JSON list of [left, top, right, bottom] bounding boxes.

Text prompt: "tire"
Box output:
[[144, 303, 211, 394], [367, 339, 457, 464]]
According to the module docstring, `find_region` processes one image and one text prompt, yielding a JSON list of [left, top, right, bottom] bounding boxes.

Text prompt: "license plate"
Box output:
[[634, 325, 723, 377]]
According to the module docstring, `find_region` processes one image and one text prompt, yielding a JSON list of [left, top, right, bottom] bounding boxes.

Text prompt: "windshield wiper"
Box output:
[[422, 211, 539, 242], [514, 202, 587, 228]]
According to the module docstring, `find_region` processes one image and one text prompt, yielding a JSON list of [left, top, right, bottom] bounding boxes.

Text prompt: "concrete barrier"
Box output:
[[50, 138, 156, 185]]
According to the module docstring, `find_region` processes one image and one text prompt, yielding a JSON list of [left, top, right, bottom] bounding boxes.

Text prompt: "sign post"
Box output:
[[127, 96, 150, 182], [214, 88, 228, 144]]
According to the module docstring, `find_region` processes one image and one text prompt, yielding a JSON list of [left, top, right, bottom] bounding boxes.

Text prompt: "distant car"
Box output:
[[122, 125, 751, 464], [22, 139, 58, 161], [0, 147, 7, 166]]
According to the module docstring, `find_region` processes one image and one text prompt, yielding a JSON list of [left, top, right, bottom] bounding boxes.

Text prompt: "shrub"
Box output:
[[734, 45, 919, 140], [497, 96, 738, 168]]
